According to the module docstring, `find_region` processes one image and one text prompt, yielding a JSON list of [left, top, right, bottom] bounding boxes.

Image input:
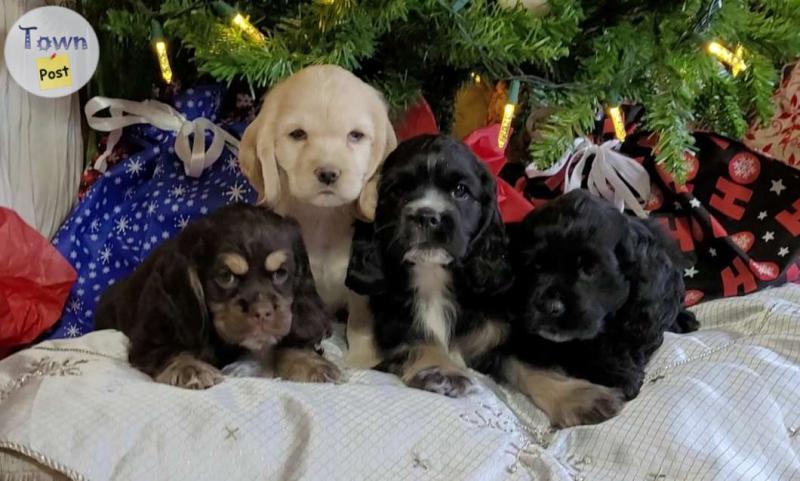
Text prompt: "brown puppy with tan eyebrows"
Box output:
[[96, 204, 337, 389]]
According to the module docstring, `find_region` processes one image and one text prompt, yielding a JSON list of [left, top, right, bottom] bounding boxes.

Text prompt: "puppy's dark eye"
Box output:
[[348, 130, 365, 142], [217, 271, 238, 289], [289, 129, 307, 141], [451, 183, 469, 199], [272, 268, 289, 284]]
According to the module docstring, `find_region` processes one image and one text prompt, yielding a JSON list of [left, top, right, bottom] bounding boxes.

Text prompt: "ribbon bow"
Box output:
[[526, 138, 651, 218], [85, 97, 240, 178]]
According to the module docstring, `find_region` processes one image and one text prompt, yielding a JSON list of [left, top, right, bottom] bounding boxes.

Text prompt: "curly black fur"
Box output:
[[507, 190, 698, 399]]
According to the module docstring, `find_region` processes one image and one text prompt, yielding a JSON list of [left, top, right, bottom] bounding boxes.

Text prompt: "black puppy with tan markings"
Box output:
[[96, 204, 338, 389], [347, 135, 623, 427], [506, 190, 698, 400]]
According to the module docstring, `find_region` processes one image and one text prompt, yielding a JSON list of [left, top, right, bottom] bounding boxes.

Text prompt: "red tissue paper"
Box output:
[[463, 124, 535, 223], [0, 208, 77, 358]]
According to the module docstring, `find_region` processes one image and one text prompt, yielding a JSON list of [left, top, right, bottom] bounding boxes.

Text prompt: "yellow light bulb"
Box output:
[[732, 45, 746, 77], [155, 40, 173, 84], [470, 72, 481, 84], [607, 105, 626, 141], [707, 41, 747, 77], [232, 13, 266, 43], [498, 103, 516, 149]]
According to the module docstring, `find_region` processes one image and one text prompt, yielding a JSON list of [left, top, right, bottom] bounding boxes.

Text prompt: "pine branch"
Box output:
[[642, 60, 698, 182], [694, 62, 748, 138], [92, 0, 800, 177], [367, 72, 422, 118], [529, 92, 598, 168], [739, 51, 778, 126]]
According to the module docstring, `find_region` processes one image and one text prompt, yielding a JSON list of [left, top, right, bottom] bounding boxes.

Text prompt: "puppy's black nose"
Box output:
[[315, 167, 340, 185], [253, 304, 275, 323], [408, 207, 441, 228], [543, 299, 565, 317]]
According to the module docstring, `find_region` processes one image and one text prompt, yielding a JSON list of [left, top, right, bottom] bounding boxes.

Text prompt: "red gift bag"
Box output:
[[0, 208, 76, 357]]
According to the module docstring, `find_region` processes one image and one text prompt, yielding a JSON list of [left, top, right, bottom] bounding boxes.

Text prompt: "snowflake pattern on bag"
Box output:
[[47, 86, 257, 340]]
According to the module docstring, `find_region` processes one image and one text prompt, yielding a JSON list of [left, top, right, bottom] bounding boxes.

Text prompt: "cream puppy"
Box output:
[[238, 65, 397, 367]]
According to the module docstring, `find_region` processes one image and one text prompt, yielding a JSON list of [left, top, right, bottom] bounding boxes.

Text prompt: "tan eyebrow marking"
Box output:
[[265, 250, 288, 272], [221, 253, 248, 275]]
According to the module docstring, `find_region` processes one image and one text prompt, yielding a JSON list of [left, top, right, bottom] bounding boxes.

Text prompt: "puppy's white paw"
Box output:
[[551, 382, 624, 428], [407, 367, 479, 398], [155, 354, 223, 390], [222, 359, 264, 378]]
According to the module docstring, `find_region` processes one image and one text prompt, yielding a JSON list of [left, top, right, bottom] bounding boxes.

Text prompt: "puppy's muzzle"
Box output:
[[241, 298, 291, 334], [541, 298, 565, 318], [407, 207, 441, 229], [524, 290, 567, 334], [400, 200, 455, 264], [245, 300, 277, 324], [314, 166, 341, 186], [403, 202, 450, 235]]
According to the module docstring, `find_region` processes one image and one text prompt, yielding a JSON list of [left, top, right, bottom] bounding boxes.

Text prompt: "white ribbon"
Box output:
[[526, 138, 651, 218], [84, 97, 240, 178]]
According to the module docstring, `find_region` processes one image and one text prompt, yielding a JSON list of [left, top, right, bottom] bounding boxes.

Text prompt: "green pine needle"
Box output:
[[91, 0, 800, 177]]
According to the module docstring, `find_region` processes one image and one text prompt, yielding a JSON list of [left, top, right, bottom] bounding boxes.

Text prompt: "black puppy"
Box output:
[[347, 134, 510, 395], [507, 190, 699, 400], [96, 204, 338, 389], [348, 135, 624, 427]]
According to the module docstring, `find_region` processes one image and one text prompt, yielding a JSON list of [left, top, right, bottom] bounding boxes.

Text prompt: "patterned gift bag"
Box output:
[[47, 86, 257, 339], [746, 63, 800, 167], [625, 132, 800, 304], [505, 128, 800, 306]]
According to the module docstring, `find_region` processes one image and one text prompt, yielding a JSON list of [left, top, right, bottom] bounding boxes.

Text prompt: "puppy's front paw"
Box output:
[[552, 382, 624, 428], [343, 346, 381, 370], [407, 367, 478, 398], [155, 354, 223, 390], [276, 349, 341, 383]]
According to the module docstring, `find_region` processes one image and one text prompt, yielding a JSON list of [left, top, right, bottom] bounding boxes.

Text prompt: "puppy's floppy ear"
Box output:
[[613, 224, 639, 274], [612, 213, 688, 336], [171, 219, 215, 325], [345, 220, 386, 296], [356, 89, 398, 221], [125, 223, 215, 375], [282, 217, 333, 347], [461, 158, 513, 294], [239, 84, 285, 207], [462, 202, 513, 295]]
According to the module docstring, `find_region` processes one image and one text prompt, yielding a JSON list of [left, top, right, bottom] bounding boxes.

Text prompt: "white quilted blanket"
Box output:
[[1, 285, 800, 480]]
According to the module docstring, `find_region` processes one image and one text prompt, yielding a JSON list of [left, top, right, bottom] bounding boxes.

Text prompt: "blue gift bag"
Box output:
[[48, 86, 258, 339]]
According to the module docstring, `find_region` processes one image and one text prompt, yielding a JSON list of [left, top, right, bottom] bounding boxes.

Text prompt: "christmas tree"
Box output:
[[88, 0, 800, 179]]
